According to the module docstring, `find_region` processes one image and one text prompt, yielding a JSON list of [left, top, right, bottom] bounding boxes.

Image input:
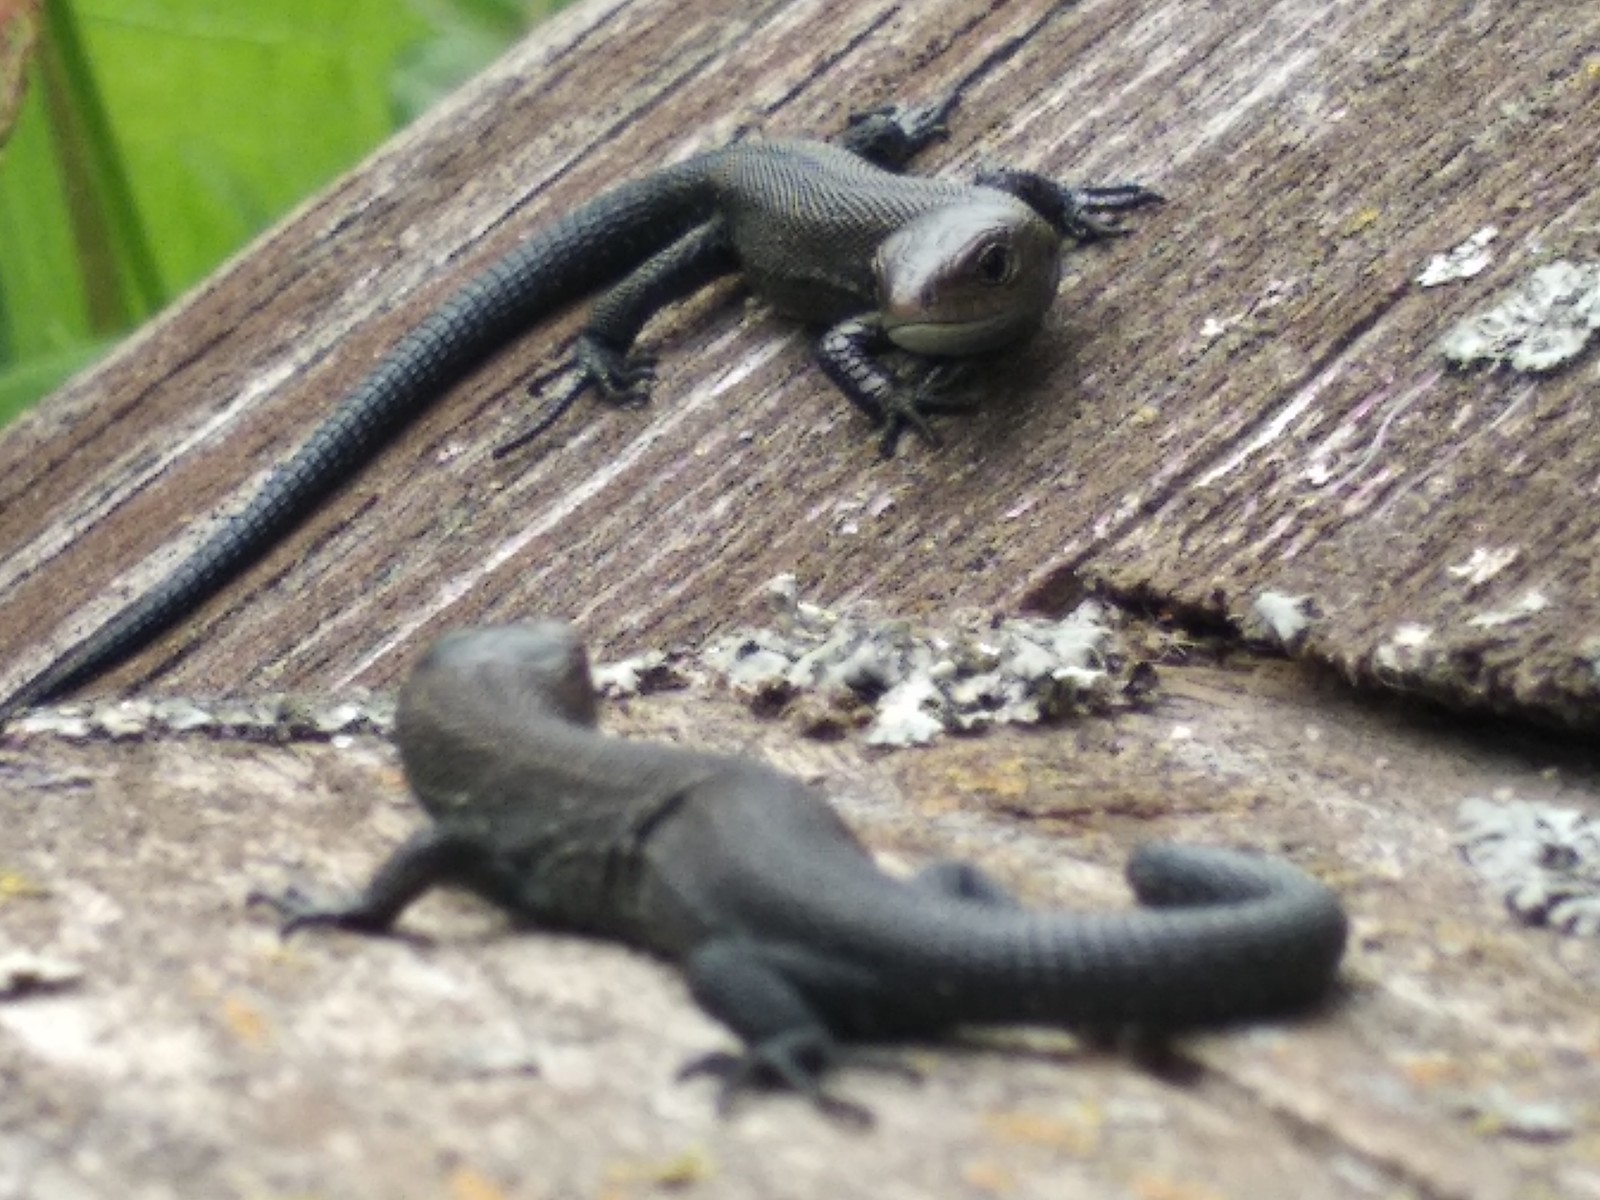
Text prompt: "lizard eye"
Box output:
[[974, 239, 1015, 285]]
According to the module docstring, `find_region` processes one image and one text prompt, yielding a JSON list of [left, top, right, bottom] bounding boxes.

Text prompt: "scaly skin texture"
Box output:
[[258, 622, 1349, 1122], [0, 98, 1159, 724]]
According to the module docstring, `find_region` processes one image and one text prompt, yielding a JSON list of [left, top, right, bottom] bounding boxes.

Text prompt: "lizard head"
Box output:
[[874, 199, 1062, 356], [397, 622, 601, 796]]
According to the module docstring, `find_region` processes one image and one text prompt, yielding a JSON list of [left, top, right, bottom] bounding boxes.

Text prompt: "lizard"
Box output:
[[255, 621, 1350, 1122], [0, 94, 1160, 726]]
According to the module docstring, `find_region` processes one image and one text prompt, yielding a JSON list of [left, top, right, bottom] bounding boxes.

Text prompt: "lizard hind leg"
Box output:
[[909, 859, 1023, 908], [495, 220, 738, 459], [678, 1031, 874, 1128], [680, 938, 885, 1124], [575, 218, 738, 404]]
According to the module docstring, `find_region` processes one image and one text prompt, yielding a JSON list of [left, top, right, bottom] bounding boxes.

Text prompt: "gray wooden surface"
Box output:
[[1, 0, 1596, 724]]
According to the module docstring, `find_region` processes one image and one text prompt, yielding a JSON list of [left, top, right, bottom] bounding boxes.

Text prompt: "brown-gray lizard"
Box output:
[[0, 96, 1158, 724]]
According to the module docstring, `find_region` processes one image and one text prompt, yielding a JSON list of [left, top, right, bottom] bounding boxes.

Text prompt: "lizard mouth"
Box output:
[[882, 311, 1043, 356]]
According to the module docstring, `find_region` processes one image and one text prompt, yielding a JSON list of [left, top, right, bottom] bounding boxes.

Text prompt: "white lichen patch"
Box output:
[[1441, 259, 1600, 372], [6, 693, 396, 742], [13, 585, 1132, 752], [590, 650, 684, 697], [1466, 589, 1550, 629], [1243, 591, 1318, 650], [1457, 797, 1600, 936], [1445, 546, 1519, 587], [1417, 226, 1498, 287], [1372, 623, 1435, 673], [685, 575, 1129, 747]]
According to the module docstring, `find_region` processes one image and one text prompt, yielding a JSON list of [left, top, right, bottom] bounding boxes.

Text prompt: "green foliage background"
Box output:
[[0, 0, 558, 426]]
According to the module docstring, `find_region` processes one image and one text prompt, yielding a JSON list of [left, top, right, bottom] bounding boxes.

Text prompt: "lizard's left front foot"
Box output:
[[976, 169, 1165, 240], [247, 884, 393, 937], [679, 1029, 876, 1126]]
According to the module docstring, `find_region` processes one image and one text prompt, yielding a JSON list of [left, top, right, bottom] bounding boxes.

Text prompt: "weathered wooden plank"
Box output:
[[3, 664, 1596, 1198], [2, 0, 1594, 729]]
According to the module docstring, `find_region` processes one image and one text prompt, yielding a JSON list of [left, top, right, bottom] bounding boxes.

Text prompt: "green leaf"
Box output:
[[0, 0, 557, 429]]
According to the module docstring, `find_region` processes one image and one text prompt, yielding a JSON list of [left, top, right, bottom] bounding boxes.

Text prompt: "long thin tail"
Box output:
[[0, 159, 718, 723]]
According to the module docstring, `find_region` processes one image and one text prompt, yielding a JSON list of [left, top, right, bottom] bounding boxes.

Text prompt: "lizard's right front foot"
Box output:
[[875, 360, 984, 457], [839, 93, 960, 168], [246, 884, 390, 937]]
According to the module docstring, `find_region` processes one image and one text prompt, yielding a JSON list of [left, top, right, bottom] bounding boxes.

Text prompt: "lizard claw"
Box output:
[[574, 335, 657, 406], [678, 1032, 875, 1127], [1061, 185, 1167, 240], [875, 361, 981, 456], [839, 94, 959, 169], [493, 336, 655, 459], [246, 884, 389, 937], [849, 98, 954, 143], [877, 407, 941, 458], [973, 170, 1165, 241], [247, 883, 325, 936]]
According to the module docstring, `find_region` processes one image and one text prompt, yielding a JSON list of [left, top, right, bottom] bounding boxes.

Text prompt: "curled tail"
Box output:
[[877, 842, 1348, 1030], [0, 159, 719, 723]]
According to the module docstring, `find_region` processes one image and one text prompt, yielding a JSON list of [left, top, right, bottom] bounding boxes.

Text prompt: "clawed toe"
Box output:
[[877, 408, 942, 458], [574, 336, 657, 406], [246, 884, 327, 936], [678, 1036, 877, 1127], [245, 884, 386, 937]]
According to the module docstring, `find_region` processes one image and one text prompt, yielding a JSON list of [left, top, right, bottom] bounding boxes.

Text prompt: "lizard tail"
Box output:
[[1026, 843, 1348, 1027], [0, 161, 719, 724], [881, 843, 1347, 1030]]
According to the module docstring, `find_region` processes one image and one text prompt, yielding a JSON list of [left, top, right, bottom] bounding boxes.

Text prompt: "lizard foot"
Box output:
[[818, 318, 988, 456], [494, 337, 656, 459], [876, 361, 980, 457], [975, 169, 1165, 241], [679, 1031, 875, 1127], [877, 406, 939, 459], [573, 333, 657, 406], [839, 93, 959, 169], [246, 884, 396, 938]]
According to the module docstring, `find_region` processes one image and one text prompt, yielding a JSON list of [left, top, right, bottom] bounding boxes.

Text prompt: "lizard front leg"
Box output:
[[816, 318, 979, 457], [975, 168, 1164, 240], [836, 92, 960, 169], [250, 824, 525, 935]]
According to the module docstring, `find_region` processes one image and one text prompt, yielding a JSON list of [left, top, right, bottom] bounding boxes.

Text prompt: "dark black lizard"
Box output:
[[0, 97, 1159, 725], [256, 622, 1349, 1121]]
